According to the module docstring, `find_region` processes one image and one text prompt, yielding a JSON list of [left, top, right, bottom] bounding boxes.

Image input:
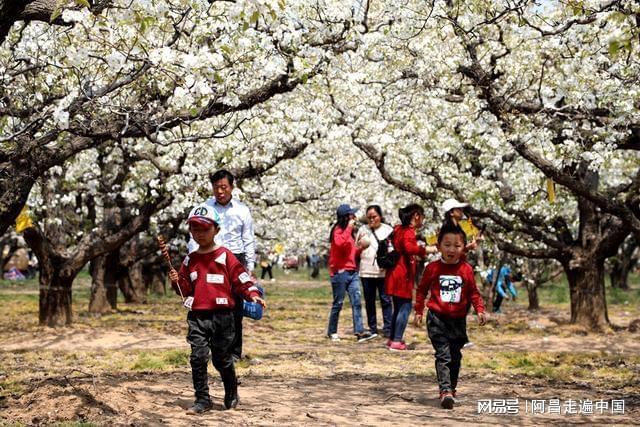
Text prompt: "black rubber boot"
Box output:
[[221, 366, 239, 409]]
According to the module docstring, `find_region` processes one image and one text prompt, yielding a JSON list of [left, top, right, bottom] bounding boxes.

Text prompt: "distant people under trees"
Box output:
[[441, 198, 484, 253], [326, 204, 375, 343], [355, 205, 393, 339], [385, 203, 438, 351]]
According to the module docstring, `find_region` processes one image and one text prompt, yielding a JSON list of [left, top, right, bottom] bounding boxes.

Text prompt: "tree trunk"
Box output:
[[609, 264, 630, 290], [128, 261, 148, 302], [38, 261, 75, 327], [565, 257, 609, 331], [119, 262, 147, 304], [147, 267, 166, 295], [526, 281, 539, 311], [88, 254, 120, 313], [609, 238, 637, 289]]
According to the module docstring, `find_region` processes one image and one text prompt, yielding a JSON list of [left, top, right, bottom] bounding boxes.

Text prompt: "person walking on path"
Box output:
[[188, 169, 256, 361], [355, 205, 393, 338], [414, 222, 486, 409], [170, 204, 265, 414]]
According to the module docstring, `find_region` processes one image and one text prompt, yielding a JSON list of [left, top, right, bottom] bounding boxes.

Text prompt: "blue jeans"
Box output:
[[361, 277, 392, 335], [389, 296, 412, 342], [327, 271, 365, 335]]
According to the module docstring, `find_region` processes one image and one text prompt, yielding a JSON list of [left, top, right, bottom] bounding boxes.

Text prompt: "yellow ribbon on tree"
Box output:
[[546, 179, 556, 204], [15, 206, 34, 233]]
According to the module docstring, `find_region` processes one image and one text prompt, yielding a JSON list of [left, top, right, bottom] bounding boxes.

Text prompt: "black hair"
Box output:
[[365, 205, 384, 222], [329, 213, 352, 243], [437, 222, 467, 245], [398, 203, 424, 227], [209, 169, 235, 186]]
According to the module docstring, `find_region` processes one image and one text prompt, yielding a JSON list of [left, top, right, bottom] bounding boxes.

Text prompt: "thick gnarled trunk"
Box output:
[[88, 254, 118, 314], [37, 252, 76, 327], [526, 282, 539, 311], [565, 257, 609, 331]]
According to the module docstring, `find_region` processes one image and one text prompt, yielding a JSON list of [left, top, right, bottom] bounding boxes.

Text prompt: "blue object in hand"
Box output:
[[243, 284, 265, 320]]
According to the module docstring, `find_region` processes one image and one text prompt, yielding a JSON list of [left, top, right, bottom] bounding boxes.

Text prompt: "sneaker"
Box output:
[[463, 341, 474, 349], [187, 400, 213, 414], [440, 391, 455, 409], [388, 341, 408, 351], [385, 339, 392, 349], [357, 332, 376, 343], [328, 333, 340, 342]]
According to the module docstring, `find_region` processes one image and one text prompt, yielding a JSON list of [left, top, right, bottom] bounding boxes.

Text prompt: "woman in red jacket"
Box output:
[[327, 204, 374, 343], [386, 204, 437, 351]]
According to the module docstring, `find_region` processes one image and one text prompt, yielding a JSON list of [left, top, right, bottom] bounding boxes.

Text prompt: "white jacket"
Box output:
[[356, 223, 393, 278]]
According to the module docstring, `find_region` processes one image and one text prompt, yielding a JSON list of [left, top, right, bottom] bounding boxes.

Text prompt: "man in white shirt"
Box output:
[[188, 169, 256, 360]]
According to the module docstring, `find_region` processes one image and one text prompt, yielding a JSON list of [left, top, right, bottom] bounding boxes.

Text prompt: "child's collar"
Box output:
[[197, 244, 220, 254]]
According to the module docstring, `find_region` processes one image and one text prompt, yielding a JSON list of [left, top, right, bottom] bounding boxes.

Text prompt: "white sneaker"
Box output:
[[329, 333, 340, 342]]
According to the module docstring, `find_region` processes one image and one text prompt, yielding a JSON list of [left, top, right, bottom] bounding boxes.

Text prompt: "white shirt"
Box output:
[[187, 197, 256, 271], [356, 223, 393, 278]]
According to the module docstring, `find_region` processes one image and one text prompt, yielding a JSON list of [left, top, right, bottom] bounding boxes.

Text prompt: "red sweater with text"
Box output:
[[173, 246, 260, 311], [415, 259, 485, 318], [385, 225, 427, 299], [328, 225, 362, 276]]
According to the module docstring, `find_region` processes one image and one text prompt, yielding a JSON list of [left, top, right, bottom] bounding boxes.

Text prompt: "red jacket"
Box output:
[[328, 225, 362, 276], [415, 259, 485, 318], [384, 225, 427, 299], [173, 247, 260, 311]]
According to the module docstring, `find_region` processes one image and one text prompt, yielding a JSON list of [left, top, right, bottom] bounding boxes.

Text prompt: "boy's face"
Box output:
[[438, 232, 465, 264], [189, 222, 218, 247]]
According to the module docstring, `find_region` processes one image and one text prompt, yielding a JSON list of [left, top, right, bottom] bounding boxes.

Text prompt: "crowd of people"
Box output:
[[325, 199, 489, 409], [161, 167, 515, 413]]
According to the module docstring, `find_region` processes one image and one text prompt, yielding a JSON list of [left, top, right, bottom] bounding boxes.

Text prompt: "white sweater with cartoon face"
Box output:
[[356, 223, 393, 278]]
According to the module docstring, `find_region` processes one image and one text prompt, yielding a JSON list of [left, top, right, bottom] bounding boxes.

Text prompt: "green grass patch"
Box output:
[[465, 351, 640, 389], [131, 349, 190, 371], [0, 378, 25, 399]]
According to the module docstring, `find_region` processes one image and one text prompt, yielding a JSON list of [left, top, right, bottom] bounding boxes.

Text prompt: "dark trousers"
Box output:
[[389, 296, 412, 342], [261, 265, 273, 279], [427, 310, 468, 393], [231, 252, 248, 359], [493, 294, 504, 312], [187, 310, 236, 403], [361, 277, 392, 336]]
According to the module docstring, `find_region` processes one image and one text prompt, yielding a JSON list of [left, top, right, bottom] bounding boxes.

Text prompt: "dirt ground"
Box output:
[[1, 279, 639, 426]]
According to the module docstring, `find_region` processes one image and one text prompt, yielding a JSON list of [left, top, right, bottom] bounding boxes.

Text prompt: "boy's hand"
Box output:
[[169, 269, 179, 283], [413, 312, 423, 327], [478, 311, 487, 326], [252, 296, 267, 308]]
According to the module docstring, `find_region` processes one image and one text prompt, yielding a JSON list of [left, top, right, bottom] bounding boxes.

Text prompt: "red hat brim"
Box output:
[[187, 217, 216, 228]]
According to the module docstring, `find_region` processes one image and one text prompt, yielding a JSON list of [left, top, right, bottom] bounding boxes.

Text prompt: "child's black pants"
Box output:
[[427, 310, 468, 393], [187, 310, 236, 403]]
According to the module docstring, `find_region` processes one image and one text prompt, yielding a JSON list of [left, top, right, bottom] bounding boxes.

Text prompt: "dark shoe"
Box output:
[[186, 400, 213, 414], [356, 332, 376, 343], [221, 366, 239, 410], [440, 391, 455, 409]]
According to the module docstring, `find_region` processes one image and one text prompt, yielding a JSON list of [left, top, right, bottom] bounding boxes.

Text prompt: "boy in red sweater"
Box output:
[[169, 204, 266, 414], [414, 223, 487, 409]]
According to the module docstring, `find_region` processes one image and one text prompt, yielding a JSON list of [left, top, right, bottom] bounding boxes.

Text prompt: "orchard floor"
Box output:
[[0, 275, 639, 426]]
